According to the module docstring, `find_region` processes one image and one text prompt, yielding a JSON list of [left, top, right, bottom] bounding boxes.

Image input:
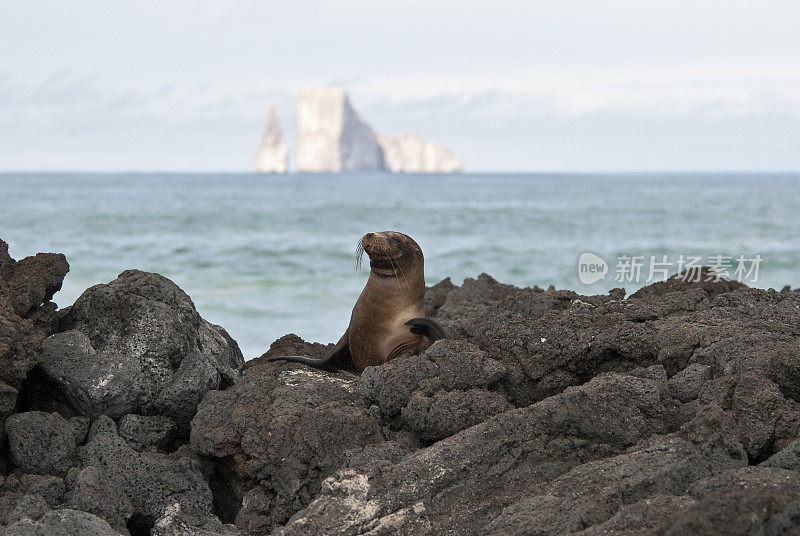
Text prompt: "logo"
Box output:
[[576, 253, 763, 285], [578, 252, 608, 284]]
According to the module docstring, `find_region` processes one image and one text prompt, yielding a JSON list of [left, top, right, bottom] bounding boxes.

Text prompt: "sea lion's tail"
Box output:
[[266, 331, 354, 371], [266, 355, 335, 368]]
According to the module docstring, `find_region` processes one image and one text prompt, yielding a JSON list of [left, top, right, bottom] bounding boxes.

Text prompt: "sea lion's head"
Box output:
[[357, 231, 424, 279]]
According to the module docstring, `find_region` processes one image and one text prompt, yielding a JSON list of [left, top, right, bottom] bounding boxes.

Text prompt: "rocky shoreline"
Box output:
[[1, 239, 799, 535]]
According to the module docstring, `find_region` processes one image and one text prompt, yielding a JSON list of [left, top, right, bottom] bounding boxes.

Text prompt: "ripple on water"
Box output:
[[2, 172, 799, 359]]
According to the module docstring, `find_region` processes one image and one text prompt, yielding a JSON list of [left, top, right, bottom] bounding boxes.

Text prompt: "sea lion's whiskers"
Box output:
[[354, 240, 365, 273]]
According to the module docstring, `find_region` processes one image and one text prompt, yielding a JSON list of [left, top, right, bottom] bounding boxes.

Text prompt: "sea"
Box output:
[[1, 172, 799, 359]]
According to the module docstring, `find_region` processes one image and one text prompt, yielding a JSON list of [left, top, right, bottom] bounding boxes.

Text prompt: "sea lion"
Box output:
[[268, 231, 447, 371]]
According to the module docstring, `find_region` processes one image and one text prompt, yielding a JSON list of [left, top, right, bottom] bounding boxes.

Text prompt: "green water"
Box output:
[[1, 172, 798, 358]]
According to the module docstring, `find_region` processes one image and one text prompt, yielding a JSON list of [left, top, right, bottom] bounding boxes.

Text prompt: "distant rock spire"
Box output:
[[255, 105, 289, 174], [295, 88, 385, 173], [263, 89, 463, 174]]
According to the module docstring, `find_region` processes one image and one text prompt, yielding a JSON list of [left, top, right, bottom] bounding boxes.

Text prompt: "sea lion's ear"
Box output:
[[404, 318, 448, 343]]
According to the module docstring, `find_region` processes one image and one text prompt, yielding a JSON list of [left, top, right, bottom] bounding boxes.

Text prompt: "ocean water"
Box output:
[[1, 172, 799, 359]]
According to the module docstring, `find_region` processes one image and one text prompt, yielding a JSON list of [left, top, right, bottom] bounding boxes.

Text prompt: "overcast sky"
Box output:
[[2, 0, 799, 172]]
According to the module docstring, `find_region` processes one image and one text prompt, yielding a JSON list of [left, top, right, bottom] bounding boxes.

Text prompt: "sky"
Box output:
[[1, 0, 800, 172]]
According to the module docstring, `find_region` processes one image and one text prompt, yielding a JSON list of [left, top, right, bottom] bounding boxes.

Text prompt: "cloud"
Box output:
[[0, 72, 293, 125], [352, 66, 800, 119], [1, 65, 800, 172], [6, 62, 800, 128]]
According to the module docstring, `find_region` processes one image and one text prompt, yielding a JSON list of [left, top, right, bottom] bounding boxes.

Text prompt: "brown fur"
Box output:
[[348, 231, 428, 369], [268, 231, 435, 371]]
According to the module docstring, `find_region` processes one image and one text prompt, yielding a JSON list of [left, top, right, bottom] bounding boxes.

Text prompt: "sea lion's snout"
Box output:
[[360, 231, 393, 257]]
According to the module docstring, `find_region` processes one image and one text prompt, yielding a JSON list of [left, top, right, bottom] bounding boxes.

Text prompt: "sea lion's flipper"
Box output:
[[405, 318, 449, 343], [267, 331, 356, 371]]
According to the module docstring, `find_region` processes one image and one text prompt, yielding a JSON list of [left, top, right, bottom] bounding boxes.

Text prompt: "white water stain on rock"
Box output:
[[324, 470, 379, 522], [94, 373, 115, 389], [155, 502, 182, 529], [283, 470, 379, 533], [279, 368, 357, 393], [288, 470, 429, 535], [363, 500, 427, 535]]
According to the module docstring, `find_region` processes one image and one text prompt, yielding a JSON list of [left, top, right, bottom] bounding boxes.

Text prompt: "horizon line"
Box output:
[[3, 170, 800, 177]]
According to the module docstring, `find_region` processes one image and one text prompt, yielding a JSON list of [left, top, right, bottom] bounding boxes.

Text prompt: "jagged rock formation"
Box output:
[[377, 132, 463, 173], [3, 236, 800, 535], [295, 89, 384, 173], [27, 269, 243, 430], [0, 240, 68, 475], [281, 89, 464, 173], [254, 105, 289, 174], [265, 275, 800, 535], [0, 239, 245, 535]]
